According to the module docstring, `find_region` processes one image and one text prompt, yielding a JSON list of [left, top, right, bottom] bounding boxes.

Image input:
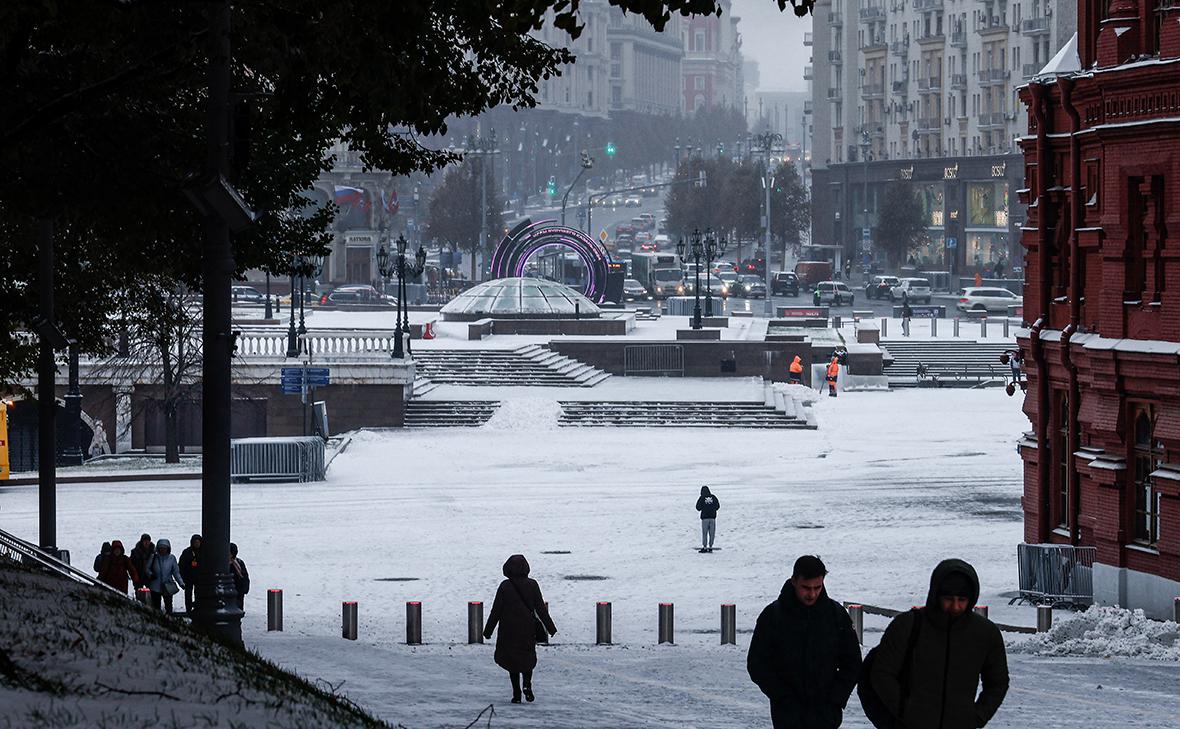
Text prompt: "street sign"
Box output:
[[280, 367, 330, 387], [281, 383, 302, 395], [946, 236, 958, 249], [599, 230, 608, 244]]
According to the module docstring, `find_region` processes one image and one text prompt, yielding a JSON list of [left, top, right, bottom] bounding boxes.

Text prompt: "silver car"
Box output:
[[956, 286, 1020, 314], [890, 277, 932, 303]]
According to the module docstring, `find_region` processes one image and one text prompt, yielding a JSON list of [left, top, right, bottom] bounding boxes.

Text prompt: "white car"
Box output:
[[812, 281, 854, 306], [956, 286, 1020, 314], [624, 196, 642, 207], [890, 277, 932, 303]]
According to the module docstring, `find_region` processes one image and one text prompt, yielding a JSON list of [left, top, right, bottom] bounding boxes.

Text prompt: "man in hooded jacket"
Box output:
[[129, 534, 154, 590], [96, 540, 138, 594], [695, 486, 720, 552], [789, 355, 804, 385], [871, 559, 1009, 729], [748, 555, 861, 728], [179, 534, 202, 614]]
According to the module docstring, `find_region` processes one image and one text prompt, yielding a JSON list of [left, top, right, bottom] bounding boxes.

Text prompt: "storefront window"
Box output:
[[968, 181, 1009, 227], [919, 184, 945, 227], [913, 231, 943, 269], [967, 233, 1009, 273]]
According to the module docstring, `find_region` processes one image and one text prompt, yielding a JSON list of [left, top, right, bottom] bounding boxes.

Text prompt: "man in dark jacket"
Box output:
[[695, 486, 720, 553], [178, 534, 202, 614], [748, 555, 862, 729], [871, 558, 1009, 729]]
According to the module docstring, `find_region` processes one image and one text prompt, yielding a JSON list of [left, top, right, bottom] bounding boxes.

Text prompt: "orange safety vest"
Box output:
[[827, 359, 840, 378], [789, 357, 803, 374]]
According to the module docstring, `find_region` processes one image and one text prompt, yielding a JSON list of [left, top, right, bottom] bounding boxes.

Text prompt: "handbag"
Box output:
[[507, 578, 548, 643], [858, 608, 923, 729], [164, 578, 181, 596]]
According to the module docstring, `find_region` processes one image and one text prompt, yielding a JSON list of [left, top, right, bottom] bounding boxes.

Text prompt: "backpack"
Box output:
[[858, 608, 923, 729]]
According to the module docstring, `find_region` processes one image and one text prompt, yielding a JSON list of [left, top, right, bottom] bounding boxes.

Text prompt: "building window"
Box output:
[[1056, 392, 1069, 529], [1132, 406, 1163, 546]]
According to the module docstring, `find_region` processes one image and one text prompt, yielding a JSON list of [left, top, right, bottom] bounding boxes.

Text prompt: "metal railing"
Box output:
[[1016, 543, 1096, 608], [828, 50, 843, 63], [1021, 17, 1050, 34], [230, 436, 326, 482], [978, 68, 1011, 84], [0, 527, 122, 594], [950, 30, 967, 47], [624, 345, 684, 376], [950, 73, 967, 90]]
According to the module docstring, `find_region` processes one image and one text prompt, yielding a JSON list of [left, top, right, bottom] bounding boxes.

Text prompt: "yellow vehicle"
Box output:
[[0, 400, 10, 480]]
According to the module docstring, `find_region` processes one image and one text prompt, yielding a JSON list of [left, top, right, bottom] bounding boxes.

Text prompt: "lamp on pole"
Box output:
[[400, 237, 428, 357], [703, 230, 727, 318], [753, 131, 783, 317], [676, 229, 704, 330], [376, 240, 402, 358], [264, 270, 272, 319], [861, 128, 871, 281], [285, 254, 299, 358], [378, 236, 426, 358]]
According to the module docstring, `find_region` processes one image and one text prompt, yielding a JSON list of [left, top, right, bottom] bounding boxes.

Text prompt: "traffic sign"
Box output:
[[599, 229, 609, 244], [281, 383, 302, 395], [280, 367, 330, 387], [946, 237, 958, 249]]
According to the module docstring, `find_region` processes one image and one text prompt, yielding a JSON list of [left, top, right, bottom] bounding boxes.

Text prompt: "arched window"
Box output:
[[1132, 407, 1163, 545]]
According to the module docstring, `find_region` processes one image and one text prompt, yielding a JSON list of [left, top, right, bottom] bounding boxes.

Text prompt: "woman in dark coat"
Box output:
[[96, 540, 139, 594], [483, 554, 557, 704]]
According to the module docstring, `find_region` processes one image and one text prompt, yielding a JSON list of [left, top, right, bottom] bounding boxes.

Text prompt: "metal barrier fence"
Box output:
[[230, 437, 326, 482], [1016, 543, 1096, 607], [624, 344, 684, 376], [0, 527, 121, 594]]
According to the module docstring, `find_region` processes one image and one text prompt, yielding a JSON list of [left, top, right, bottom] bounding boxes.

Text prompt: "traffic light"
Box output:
[[546, 175, 557, 197], [605, 142, 617, 157]]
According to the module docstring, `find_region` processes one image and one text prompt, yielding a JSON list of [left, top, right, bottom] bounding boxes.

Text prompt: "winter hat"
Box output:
[[939, 571, 973, 599]]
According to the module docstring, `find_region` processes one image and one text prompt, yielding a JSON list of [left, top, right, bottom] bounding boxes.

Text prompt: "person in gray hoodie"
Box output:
[[144, 538, 184, 614]]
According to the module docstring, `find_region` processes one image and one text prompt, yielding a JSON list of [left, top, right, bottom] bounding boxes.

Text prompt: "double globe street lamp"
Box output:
[[377, 234, 428, 359], [677, 229, 728, 330], [286, 254, 324, 358]]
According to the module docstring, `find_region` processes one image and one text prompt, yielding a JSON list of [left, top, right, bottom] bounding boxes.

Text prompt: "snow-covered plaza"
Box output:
[[3, 387, 1180, 727]]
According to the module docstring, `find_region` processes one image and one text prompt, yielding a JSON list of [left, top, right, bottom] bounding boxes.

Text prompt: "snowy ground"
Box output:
[[3, 388, 1177, 727]]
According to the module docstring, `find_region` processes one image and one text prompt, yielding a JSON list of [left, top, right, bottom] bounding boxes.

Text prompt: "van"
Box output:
[[794, 261, 833, 289]]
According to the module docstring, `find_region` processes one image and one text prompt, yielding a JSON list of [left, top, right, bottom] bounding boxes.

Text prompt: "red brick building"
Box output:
[[1017, 0, 1180, 618]]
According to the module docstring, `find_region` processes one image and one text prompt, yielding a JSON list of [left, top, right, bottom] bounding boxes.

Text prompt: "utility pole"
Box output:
[[37, 219, 56, 552], [754, 131, 782, 317]]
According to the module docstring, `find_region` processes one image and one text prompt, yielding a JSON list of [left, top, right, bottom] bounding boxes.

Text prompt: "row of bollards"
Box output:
[[262, 593, 1079, 644]]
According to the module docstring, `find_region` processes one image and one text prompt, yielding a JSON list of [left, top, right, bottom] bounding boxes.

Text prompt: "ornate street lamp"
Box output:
[[377, 235, 427, 358], [400, 236, 428, 356], [376, 241, 401, 358], [703, 231, 728, 318], [285, 253, 299, 358], [676, 229, 705, 330]]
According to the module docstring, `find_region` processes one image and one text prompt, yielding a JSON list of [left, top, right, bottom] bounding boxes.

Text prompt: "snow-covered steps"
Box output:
[[557, 401, 811, 429], [403, 401, 500, 427], [410, 376, 439, 398], [881, 340, 1015, 387], [411, 347, 609, 387]]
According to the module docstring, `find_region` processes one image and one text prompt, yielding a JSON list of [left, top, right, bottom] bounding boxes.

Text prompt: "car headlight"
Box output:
[[656, 286, 664, 294], [677, 285, 685, 294]]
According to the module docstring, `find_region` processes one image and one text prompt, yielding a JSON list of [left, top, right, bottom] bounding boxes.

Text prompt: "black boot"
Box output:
[[510, 673, 522, 703]]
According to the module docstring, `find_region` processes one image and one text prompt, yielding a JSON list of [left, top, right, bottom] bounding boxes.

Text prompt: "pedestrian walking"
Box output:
[[96, 540, 139, 594], [483, 554, 557, 704], [695, 486, 720, 553], [178, 534, 202, 614], [901, 292, 913, 337], [229, 542, 250, 611], [788, 355, 804, 385], [826, 355, 840, 397], [747, 555, 862, 729], [144, 538, 184, 614], [867, 559, 1009, 729], [129, 533, 154, 590], [93, 541, 111, 574]]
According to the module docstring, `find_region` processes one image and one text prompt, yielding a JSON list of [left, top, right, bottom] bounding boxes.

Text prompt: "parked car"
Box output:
[[890, 277, 933, 303], [325, 285, 391, 306], [956, 286, 1020, 314], [771, 271, 800, 297], [865, 275, 900, 300], [736, 275, 766, 298], [231, 285, 265, 304], [812, 280, 855, 306], [622, 278, 651, 301], [624, 196, 642, 207]]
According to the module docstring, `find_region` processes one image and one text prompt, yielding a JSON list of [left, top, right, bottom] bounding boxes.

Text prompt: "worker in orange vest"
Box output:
[[826, 356, 840, 398], [788, 355, 804, 385]]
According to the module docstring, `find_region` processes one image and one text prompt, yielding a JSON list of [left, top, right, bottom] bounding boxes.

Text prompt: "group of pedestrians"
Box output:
[[92, 533, 249, 615]]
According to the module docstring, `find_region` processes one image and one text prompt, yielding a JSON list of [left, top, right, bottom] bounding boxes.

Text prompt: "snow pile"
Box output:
[[0, 560, 395, 728], [482, 396, 560, 430], [1013, 605, 1180, 661]]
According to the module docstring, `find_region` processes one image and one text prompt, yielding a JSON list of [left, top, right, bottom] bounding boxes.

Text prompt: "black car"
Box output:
[[771, 271, 799, 296], [865, 275, 899, 300]]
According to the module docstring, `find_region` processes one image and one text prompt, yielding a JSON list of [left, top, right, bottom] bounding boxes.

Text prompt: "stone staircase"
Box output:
[[881, 340, 1016, 387], [403, 400, 501, 427], [557, 401, 812, 429], [411, 346, 610, 387]]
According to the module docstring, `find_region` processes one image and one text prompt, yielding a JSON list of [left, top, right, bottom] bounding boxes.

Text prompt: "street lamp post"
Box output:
[[285, 255, 299, 358], [400, 238, 427, 357], [376, 241, 402, 358], [676, 230, 705, 330], [61, 344, 84, 466], [753, 131, 783, 317], [861, 129, 871, 281], [703, 231, 727, 318], [378, 235, 427, 358]]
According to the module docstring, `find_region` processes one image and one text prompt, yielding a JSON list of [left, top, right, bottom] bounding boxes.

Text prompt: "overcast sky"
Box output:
[[731, 0, 811, 92]]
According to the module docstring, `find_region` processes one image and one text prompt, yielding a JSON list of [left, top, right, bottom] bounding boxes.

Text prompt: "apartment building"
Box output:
[[809, 0, 1075, 275], [682, 0, 744, 113], [535, 0, 611, 119], [607, 8, 684, 115]]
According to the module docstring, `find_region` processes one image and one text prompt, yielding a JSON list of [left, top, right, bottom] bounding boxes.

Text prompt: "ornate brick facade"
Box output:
[[1017, 0, 1180, 618]]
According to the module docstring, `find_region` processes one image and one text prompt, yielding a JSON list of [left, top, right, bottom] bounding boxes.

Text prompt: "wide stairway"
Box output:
[[412, 345, 610, 387], [557, 401, 812, 429], [881, 340, 1017, 387], [403, 401, 501, 427]]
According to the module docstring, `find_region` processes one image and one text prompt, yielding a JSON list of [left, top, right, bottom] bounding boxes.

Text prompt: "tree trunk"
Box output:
[[160, 335, 179, 464]]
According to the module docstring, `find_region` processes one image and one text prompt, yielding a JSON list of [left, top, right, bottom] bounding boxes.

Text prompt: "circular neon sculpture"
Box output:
[[491, 220, 615, 303]]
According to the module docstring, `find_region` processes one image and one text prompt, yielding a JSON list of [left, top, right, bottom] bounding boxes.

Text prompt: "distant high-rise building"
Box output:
[[681, 0, 744, 113], [606, 8, 684, 115], [534, 0, 611, 119], [809, 0, 1075, 274]]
